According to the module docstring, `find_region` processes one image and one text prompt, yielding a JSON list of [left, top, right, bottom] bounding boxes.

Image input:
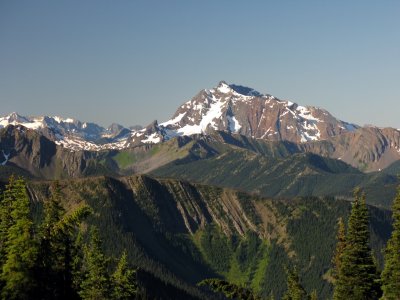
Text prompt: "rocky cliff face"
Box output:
[[0, 125, 109, 179], [160, 81, 358, 144], [302, 126, 400, 172]]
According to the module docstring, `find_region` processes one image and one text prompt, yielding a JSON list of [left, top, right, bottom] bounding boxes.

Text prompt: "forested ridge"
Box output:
[[0, 175, 398, 299]]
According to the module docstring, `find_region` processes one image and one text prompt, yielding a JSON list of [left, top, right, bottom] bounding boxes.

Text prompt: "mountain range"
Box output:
[[1, 81, 399, 172], [1, 81, 399, 298], [0, 81, 360, 148]]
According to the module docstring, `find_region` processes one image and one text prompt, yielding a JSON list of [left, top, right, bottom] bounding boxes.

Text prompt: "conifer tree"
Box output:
[[0, 176, 16, 293], [0, 178, 38, 300], [331, 217, 346, 282], [79, 226, 111, 300], [0, 175, 16, 268], [112, 250, 137, 300], [36, 182, 91, 299], [71, 230, 85, 294], [0, 176, 92, 299], [282, 267, 308, 300], [333, 189, 381, 300], [36, 181, 66, 298], [380, 185, 400, 299]]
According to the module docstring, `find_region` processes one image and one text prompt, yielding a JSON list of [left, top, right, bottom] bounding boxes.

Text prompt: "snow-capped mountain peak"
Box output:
[[215, 81, 230, 93], [0, 112, 45, 130], [0, 113, 135, 151], [5, 112, 29, 123], [157, 81, 358, 143], [0, 81, 359, 151], [0, 112, 84, 129]]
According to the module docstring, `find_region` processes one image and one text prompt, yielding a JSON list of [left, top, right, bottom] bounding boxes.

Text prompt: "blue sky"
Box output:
[[0, 1, 399, 128]]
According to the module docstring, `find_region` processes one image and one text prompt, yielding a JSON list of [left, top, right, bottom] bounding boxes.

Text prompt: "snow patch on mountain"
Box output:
[[142, 132, 162, 144], [160, 112, 186, 127], [227, 115, 241, 132], [53, 116, 75, 124], [216, 81, 232, 94], [167, 93, 228, 136], [1, 150, 10, 166], [296, 106, 321, 122]]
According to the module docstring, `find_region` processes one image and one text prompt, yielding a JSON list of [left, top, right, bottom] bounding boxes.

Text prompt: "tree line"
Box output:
[[0, 176, 137, 300]]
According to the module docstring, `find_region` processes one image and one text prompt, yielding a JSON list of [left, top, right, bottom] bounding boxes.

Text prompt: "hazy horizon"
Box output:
[[1, 1, 399, 128]]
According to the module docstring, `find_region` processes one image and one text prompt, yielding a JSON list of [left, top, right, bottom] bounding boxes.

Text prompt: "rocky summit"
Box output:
[[159, 81, 358, 143]]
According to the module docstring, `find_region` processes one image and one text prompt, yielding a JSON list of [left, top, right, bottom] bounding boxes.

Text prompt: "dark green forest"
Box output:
[[0, 175, 399, 299]]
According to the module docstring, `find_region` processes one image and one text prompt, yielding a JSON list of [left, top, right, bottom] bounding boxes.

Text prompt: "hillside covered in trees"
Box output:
[[0, 174, 398, 299]]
